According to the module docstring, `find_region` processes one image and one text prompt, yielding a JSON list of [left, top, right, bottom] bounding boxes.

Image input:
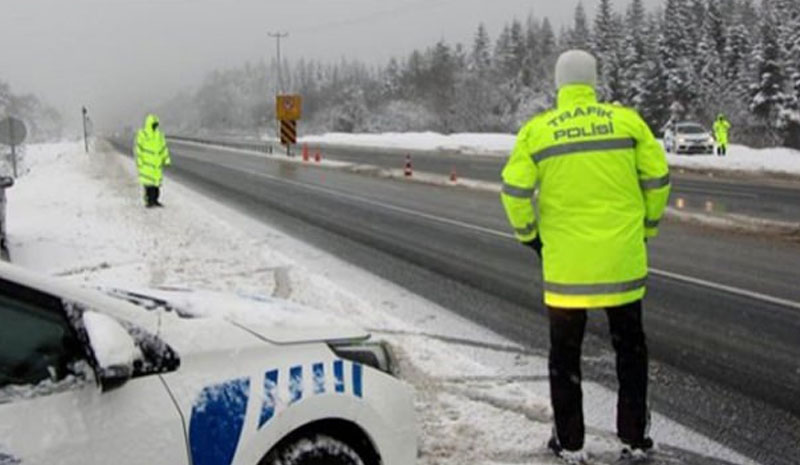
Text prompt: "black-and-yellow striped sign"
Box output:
[[280, 120, 297, 145]]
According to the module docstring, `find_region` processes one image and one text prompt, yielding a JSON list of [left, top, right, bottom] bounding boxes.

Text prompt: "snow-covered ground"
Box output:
[[301, 132, 516, 156], [4, 140, 759, 465], [299, 132, 800, 176]]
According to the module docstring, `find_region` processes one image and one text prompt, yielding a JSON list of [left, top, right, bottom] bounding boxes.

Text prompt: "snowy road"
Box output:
[[106, 138, 800, 464], [7, 140, 783, 465], [169, 135, 800, 223]]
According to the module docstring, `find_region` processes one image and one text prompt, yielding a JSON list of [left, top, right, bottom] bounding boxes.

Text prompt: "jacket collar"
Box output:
[[557, 84, 598, 108]]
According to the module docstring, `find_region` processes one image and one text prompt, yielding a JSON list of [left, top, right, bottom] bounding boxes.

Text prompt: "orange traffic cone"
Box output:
[[314, 149, 321, 163], [302, 144, 309, 162], [450, 166, 458, 183], [404, 155, 413, 177]]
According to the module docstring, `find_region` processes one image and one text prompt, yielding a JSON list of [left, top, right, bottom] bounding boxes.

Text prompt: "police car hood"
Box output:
[[105, 287, 369, 345]]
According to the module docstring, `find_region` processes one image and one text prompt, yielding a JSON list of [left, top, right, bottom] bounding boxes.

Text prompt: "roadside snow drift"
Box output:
[[299, 132, 800, 176]]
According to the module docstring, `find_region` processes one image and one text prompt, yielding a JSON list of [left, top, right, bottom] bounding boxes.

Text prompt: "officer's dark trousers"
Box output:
[[144, 186, 160, 207], [548, 300, 648, 451]]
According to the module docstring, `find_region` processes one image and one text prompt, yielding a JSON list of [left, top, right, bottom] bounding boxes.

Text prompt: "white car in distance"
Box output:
[[663, 122, 716, 155], [0, 263, 416, 465]]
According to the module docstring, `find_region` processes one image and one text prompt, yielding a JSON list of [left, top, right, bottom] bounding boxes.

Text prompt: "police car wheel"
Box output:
[[261, 434, 367, 465]]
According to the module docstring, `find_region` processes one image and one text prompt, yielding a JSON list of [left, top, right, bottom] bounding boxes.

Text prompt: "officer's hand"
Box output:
[[522, 236, 542, 258]]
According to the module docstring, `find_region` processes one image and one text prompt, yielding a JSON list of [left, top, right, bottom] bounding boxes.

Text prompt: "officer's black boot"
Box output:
[[153, 187, 164, 207], [144, 186, 157, 208]]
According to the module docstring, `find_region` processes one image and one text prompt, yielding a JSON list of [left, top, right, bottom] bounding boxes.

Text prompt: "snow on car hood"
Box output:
[[106, 287, 370, 345]]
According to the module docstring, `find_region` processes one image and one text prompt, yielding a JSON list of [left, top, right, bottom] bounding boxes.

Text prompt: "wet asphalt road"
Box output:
[[169, 135, 800, 223], [113, 139, 800, 465]]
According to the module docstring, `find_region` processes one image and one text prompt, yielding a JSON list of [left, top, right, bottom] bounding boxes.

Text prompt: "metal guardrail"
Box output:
[[167, 135, 275, 154]]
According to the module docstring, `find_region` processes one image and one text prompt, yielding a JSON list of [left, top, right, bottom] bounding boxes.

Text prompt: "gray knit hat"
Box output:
[[555, 50, 598, 89]]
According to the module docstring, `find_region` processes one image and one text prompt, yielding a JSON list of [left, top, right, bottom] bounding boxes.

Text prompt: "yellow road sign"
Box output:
[[276, 95, 302, 121]]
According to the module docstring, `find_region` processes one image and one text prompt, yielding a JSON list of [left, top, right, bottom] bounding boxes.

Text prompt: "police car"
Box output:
[[0, 263, 416, 465]]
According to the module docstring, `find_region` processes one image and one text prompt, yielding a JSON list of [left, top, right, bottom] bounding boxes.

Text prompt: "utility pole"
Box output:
[[268, 32, 289, 95], [9, 121, 17, 178], [81, 106, 89, 153]]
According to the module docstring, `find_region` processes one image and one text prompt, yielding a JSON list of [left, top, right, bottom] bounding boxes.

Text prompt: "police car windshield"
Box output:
[[676, 124, 707, 134]]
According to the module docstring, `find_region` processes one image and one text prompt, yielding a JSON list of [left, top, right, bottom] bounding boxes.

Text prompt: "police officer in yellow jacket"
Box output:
[[135, 114, 171, 208], [501, 50, 670, 463], [713, 114, 731, 156]]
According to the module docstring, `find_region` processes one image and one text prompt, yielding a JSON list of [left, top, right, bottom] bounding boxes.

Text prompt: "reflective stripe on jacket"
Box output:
[[135, 114, 171, 187], [501, 85, 670, 309]]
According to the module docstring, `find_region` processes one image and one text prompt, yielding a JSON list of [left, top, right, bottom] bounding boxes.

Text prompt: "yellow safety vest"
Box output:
[[713, 119, 731, 145], [501, 85, 670, 309], [135, 114, 171, 187]]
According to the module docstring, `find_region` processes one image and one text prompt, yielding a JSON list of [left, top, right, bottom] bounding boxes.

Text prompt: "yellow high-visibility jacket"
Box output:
[[135, 114, 171, 187], [713, 118, 731, 145], [501, 85, 670, 309]]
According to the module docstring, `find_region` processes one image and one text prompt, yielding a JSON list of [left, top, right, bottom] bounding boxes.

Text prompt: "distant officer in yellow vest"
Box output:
[[135, 114, 171, 208], [501, 50, 670, 464], [713, 114, 731, 156]]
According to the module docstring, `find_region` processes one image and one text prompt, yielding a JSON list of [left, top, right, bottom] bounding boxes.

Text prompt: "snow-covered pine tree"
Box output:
[[660, 0, 698, 116], [494, 24, 514, 78], [592, 0, 624, 102], [694, 0, 727, 121], [789, 8, 800, 106], [539, 18, 557, 62], [749, 1, 789, 140], [382, 58, 403, 100], [706, 0, 727, 57], [622, 0, 648, 106], [774, 0, 800, 146], [508, 19, 527, 81], [687, 0, 706, 53], [403, 50, 427, 101], [522, 15, 540, 87], [724, 19, 752, 99], [568, 2, 592, 50], [470, 23, 492, 74], [429, 40, 457, 115], [535, 18, 558, 92], [638, 13, 671, 131]]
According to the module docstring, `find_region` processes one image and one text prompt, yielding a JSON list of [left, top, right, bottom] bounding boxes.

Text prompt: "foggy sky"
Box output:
[[0, 0, 662, 132]]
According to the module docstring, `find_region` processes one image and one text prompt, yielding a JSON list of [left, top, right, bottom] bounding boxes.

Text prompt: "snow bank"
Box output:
[[4, 140, 760, 465], [300, 132, 800, 176], [0, 141, 79, 178], [301, 132, 516, 156], [666, 145, 800, 176]]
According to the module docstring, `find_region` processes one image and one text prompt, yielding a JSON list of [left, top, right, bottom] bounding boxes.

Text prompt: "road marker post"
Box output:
[[0, 117, 26, 178], [276, 94, 302, 157], [314, 149, 321, 163], [404, 155, 413, 177], [450, 166, 458, 183], [302, 144, 309, 162]]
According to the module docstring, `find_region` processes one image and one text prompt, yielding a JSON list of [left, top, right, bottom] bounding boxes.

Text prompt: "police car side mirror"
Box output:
[[82, 311, 139, 392]]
